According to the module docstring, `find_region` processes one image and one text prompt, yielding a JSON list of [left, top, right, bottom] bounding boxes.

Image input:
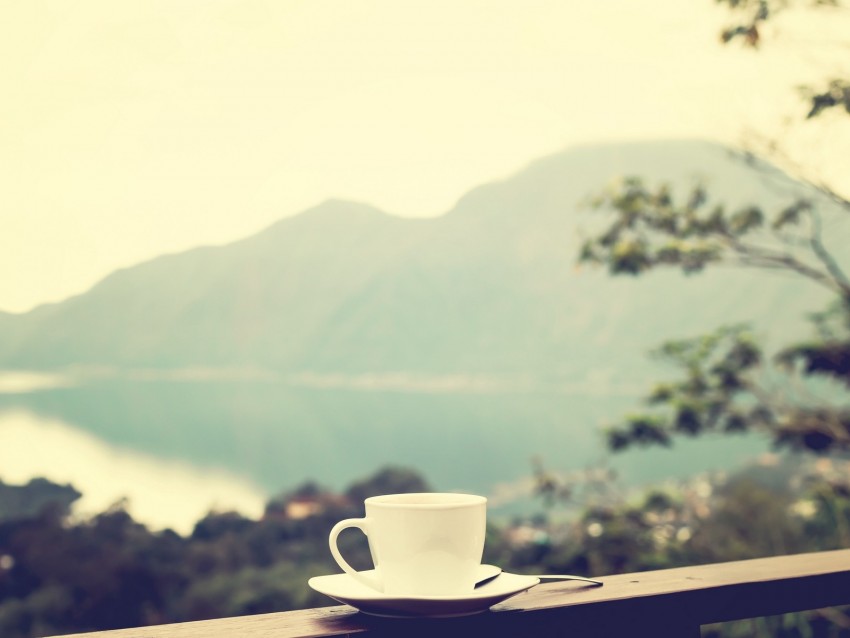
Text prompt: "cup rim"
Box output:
[[365, 492, 486, 509]]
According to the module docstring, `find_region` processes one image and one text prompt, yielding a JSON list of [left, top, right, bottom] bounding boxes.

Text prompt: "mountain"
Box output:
[[1, 140, 846, 388]]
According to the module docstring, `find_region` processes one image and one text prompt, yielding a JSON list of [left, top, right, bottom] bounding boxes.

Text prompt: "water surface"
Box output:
[[0, 376, 767, 530]]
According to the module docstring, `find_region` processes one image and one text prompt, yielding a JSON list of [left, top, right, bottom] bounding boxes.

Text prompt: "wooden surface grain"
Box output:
[[48, 549, 850, 638]]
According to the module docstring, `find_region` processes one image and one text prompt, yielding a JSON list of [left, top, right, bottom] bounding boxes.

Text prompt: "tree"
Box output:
[[579, 0, 850, 454], [0, 479, 81, 523], [344, 466, 430, 504]]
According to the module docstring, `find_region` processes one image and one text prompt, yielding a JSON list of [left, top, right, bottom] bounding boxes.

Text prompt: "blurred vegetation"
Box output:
[[564, 0, 850, 634], [579, 0, 850, 452], [530, 455, 850, 637], [1, 458, 849, 637], [0, 466, 432, 637]]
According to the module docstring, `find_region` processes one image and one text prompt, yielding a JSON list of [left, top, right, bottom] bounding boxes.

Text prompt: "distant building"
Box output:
[[265, 492, 350, 521]]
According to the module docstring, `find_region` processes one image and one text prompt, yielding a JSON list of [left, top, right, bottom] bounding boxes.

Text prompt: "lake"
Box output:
[[0, 372, 767, 533]]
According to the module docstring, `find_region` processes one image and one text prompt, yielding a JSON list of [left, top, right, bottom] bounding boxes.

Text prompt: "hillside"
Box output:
[[0, 140, 844, 387]]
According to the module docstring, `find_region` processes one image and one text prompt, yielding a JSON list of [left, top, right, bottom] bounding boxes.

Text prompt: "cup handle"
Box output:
[[329, 517, 382, 592]]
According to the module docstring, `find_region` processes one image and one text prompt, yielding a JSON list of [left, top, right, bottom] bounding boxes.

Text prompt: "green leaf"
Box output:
[[648, 383, 675, 404], [729, 206, 764, 234], [772, 200, 810, 230]]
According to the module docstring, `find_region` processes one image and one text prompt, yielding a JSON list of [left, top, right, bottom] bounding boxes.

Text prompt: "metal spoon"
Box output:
[[475, 564, 603, 588]]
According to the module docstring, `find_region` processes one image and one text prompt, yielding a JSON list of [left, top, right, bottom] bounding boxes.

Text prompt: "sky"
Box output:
[[2, 0, 848, 314]]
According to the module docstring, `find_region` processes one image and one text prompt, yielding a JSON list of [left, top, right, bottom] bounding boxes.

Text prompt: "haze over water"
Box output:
[[0, 372, 767, 532]]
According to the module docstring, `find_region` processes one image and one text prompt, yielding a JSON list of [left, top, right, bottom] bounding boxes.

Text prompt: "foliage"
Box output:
[[583, 179, 850, 297], [1, 458, 849, 638], [526, 456, 850, 637], [602, 318, 850, 453], [717, 0, 849, 121], [0, 470, 383, 638], [561, 4, 850, 632], [0, 479, 80, 523], [344, 466, 431, 503], [581, 181, 850, 452], [578, 0, 850, 455]]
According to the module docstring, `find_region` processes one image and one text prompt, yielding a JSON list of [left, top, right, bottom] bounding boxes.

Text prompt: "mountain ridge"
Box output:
[[1, 139, 844, 380]]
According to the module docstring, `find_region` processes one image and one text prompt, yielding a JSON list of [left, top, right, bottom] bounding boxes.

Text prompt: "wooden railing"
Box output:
[[51, 549, 850, 638]]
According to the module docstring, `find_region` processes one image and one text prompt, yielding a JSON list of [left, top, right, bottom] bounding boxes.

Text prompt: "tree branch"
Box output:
[[718, 232, 846, 296], [807, 208, 850, 300]]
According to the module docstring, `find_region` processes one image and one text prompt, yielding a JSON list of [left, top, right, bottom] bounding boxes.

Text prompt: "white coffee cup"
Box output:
[[329, 492, 487, 596]]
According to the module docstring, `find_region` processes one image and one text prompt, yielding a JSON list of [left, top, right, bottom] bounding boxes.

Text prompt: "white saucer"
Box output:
[[308, 565, 539, 618]]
